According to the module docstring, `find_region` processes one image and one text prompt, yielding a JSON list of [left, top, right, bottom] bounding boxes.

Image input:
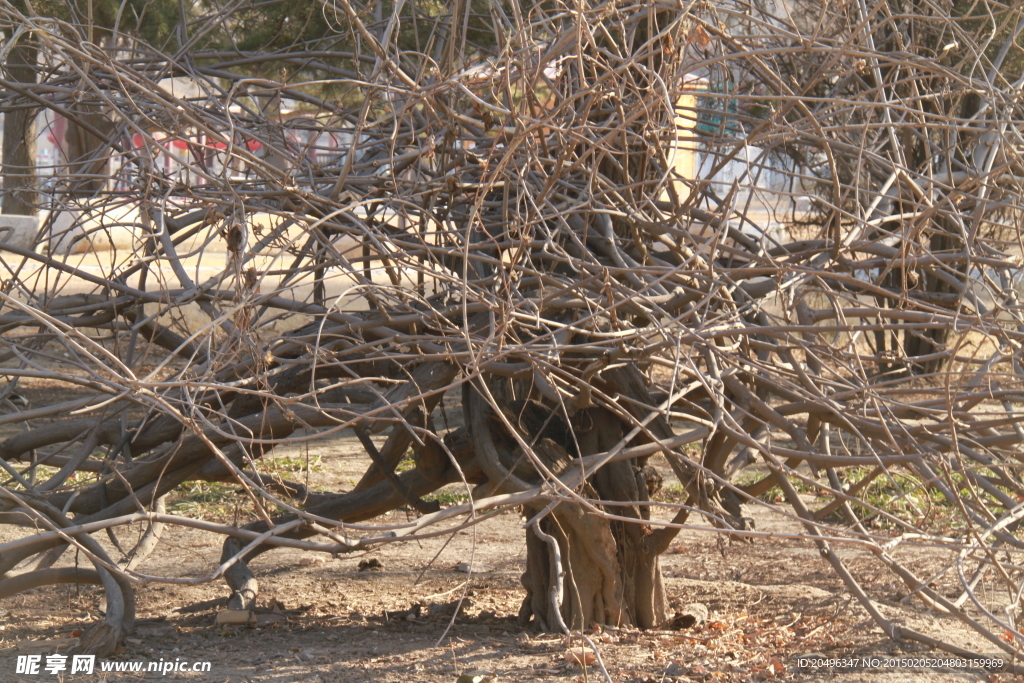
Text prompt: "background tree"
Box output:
[[1, 0, 38, 215], [761, 0, 1024, 377]]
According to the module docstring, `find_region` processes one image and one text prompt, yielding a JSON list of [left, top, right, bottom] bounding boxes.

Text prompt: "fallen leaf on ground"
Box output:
[[663, 603, 709, 630], [564, 649, 596, 666]]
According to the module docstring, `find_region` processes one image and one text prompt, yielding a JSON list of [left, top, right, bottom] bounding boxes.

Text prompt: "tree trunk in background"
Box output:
[[2, 33, 37, 215], [64, 102, 113, 199]]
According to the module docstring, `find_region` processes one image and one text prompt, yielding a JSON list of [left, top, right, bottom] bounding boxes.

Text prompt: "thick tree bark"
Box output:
[[64, 102, 113, 198], [2, 32, 37, 215], [464, 376, 670, 632], [517, 407, 668, 631]]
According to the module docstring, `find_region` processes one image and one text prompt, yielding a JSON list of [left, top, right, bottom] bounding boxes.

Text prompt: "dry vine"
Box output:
[[0, 0, 1023, 667]]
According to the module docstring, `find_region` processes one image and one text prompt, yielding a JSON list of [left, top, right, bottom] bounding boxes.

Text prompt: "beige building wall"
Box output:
[[664, 75, 706, 203]]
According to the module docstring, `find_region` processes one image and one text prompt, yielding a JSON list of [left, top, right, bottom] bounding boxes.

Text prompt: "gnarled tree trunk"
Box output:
[[519, 452, 669, 631], [466, 377, 669, 631]]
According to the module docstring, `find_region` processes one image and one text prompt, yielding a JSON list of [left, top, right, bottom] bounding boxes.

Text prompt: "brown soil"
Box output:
[[0, 382, 1016, 683]]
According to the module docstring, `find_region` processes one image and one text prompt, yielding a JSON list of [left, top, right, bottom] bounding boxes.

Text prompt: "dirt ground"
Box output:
[[0, 381, 1019, 683]]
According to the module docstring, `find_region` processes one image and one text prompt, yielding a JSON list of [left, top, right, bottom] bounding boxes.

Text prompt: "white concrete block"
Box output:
[[0, 215, 39, 252], [48, 205, 142, 254]]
